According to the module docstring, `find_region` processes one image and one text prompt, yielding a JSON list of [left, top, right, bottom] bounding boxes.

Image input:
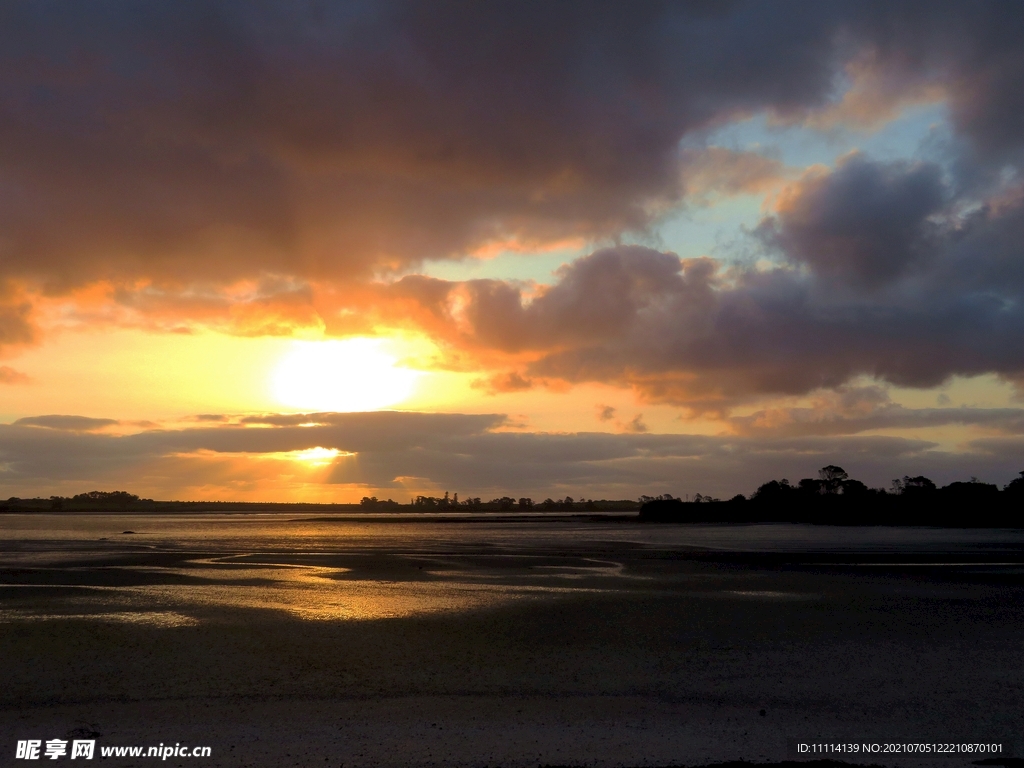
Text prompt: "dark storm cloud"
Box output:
[[383, 180, 1024, 402], [757, 154, 948, 286], [847, 1, 1024, 166], [0, 0, 846, 290], [1, 410, 1019, 499], [2, 0, 1020, 293]]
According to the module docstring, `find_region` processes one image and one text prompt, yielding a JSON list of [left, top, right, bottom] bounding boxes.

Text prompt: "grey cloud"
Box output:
[[624, 415, 648, 434], [732, 404, 1024, 438], [0, 1, 843, 290], [395, 142, 1024, 403], [758, 154, 948, 286], [2, 410, 1004, 501], [13, 415, 120, 431], [3, 1, 1023, 300], [533, 247, 1024, 397], [455, 246, 699, 353], [848, 1, 1024, 165], [967, 436, 1024, 458]]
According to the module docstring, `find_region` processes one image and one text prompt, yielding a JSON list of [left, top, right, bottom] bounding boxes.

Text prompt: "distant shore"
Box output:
[[0, 499, 640, 515]]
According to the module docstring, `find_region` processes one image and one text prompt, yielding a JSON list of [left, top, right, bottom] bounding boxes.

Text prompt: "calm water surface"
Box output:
[[3, 513, 1023, 625]]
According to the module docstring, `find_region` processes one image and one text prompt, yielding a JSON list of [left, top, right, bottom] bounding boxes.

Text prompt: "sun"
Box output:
[[270, 338, 420, 412]]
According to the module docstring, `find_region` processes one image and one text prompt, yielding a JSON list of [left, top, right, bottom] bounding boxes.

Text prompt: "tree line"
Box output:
[[639, 466, 1024, 526], [361, 493, 624, 512]]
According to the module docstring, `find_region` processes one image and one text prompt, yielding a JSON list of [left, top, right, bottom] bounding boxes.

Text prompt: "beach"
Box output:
[[2, 514, 1022, 767]]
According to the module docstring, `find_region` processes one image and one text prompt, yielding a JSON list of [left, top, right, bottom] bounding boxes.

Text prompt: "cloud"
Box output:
[[730, 385, 1024, 437], [623, 414, 648, 434], [0, 2, 852, 296], [793, 47, 946, 132], [758, 153, 949, 286], [471, 371, 534, 394], [2, 3, 1021, 305], [0, 294, 37, 354], [13, 415, 120, 432], [0, 366, 30, 384], [680, 147, 790, 203], [0, 410, 1019, 501], [368, 191, 1024, 405], [596, 405, 616, 422], [108, 277, 324, 337]]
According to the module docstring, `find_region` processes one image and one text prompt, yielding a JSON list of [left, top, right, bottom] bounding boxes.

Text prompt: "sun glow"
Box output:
[[291, 447, 344, 466], [271, 338, 420, 412]]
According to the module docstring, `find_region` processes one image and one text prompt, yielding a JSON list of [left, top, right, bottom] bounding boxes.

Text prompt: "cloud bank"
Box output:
[[2, 410, 1022, 501], [369, 171, 1024, 406], [0, 5, 1018, 293]]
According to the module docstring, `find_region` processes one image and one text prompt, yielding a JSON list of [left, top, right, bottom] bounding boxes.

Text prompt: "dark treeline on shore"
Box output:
[[365, 492, 634, 512], [0, 490, 640, 514], [2, 491, 366, 514], [640, 465, 1024, 526], [3, 467, 1022, 525]]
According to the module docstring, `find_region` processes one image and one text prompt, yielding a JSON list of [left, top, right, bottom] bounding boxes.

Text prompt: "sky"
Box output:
[[3, 0, 1024, 502]]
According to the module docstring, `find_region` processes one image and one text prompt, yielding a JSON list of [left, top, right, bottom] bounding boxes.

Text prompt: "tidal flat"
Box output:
[[1, 514, 1023, 767]]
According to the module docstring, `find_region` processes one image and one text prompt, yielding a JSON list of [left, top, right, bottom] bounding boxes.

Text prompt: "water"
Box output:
[[3, 513, 1023, 625]]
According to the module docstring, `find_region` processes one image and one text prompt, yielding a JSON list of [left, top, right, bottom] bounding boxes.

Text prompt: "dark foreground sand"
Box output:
[[1, 516, 1022, 767]]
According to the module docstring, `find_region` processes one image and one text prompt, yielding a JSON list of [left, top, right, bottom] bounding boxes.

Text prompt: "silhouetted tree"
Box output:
[[940, 480, 999, 505], [901, 476, 937, 496], [797, 478, 822, 496], [72, 490, 140, 503], [1004, 471, 1024, 497], [751, 479, 794, 503], [642, 466, 1020, 526], [839, 478, 869, 497], [818, 465, 849, 494]]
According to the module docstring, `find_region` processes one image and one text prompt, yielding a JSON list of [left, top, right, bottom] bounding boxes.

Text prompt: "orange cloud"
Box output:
[[680, 147, 792, 203], [0, 365, 31, 384]]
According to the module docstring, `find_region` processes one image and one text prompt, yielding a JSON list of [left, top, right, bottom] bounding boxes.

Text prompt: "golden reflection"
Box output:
[[122, 565, 602, 621], [6, 559, 609, 624], [0, 610, 198, 627]]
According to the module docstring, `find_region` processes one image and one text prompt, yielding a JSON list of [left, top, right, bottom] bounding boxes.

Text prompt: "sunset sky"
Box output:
[[3, 1, 1024, 502]]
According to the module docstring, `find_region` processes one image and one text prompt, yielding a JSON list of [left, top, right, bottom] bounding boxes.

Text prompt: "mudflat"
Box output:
[[1, 514, 1022, 767]]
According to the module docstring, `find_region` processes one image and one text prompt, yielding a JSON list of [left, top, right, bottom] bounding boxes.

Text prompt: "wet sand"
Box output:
[[1, 515, 1023, 767]]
